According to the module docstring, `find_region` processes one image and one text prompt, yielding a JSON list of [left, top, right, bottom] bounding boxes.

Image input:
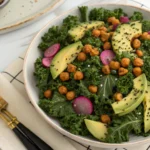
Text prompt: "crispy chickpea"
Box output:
[[118, 67, 128, 76], [132, 39, 141, 49], [133, 67, 142, 77], [114, 92, 123, 101], [77, 52, 87, 61], [92, 29, 101, 37], [88, 85, 98, 93], [74, 71, 84, 80], [98, 26, 107, 32], [101, 114, 111, 124], [100, 31, 110, 42], [58, 86, 68, 95], [44, 89, 52, 98], [141, 32, 148, 40], [112, 19, 120, 25], [108, 25, 113, 31], [66, 91, 75, 101], [107, 17, 116, 23], [121, 58, 130, 68], [60, 72, 69, 81], [83, 44, 93, 53], [146, 34, 150, 40], [67, 64, 76, 73], [136, 50, 143, 57], [90, 48, 100, 56], [133, 58, 144, 67], [103, 42, 111, 50], [109, 61, 120, 70], [102, 65, 111, 75]]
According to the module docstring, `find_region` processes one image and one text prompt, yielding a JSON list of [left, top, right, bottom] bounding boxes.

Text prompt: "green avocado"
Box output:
[[112, 21, 142, 54], [112, 74, 147, 116], [143, 81, 150, 133], [50, 41, 83, 79], [68, 21, 104, 41], [84, 119, 108, 141]]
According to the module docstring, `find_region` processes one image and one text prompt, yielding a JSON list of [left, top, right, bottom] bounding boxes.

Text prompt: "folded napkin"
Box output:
[[0, 0, 150, 150]]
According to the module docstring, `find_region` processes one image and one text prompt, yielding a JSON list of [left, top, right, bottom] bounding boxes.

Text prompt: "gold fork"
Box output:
[[0, 96, 53, 150]]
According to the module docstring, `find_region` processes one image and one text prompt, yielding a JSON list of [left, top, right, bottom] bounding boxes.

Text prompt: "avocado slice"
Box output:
[[84, 119, 108, 141], [50, 41, 83, 79], [143, 81, 150, 133], [68, 21, 104, 41], [112, 74, 147, 116], [112, 21, 142, 54]]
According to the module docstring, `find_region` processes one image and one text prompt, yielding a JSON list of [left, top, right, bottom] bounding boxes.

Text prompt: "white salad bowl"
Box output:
[[24, 4, 150, 148]]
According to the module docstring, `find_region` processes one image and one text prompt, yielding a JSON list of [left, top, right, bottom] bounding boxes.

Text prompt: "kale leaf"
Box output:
[[38, 15, 79, 51], [89, 8, 125, 21], [140, 39, 150, 56], [60, 114, 99, 136], [142, 56, 150, 81], [142, 20, 150, 32], [116, 72, 134, 95], [34, 58, 50, 98], [130, 11, 143, 21], [78, 6, 89, 22], [105, 105, 143, 143], [98, 75, 117, 101], [39, 92, 75, 117]]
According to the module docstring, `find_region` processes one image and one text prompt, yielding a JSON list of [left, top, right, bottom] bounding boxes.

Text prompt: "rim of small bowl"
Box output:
[[23, 3, 150, 148]]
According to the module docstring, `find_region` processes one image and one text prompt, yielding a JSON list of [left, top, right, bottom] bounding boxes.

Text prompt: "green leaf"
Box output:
[[105, 105, 143, 143], [39, 92, 75, 117], [98, 75, 116, 101]]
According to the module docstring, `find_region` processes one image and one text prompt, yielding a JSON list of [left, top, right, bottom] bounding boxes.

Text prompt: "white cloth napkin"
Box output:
[[0, 0, 150, 150]]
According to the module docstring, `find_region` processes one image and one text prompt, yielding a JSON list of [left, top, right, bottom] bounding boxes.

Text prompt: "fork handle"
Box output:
[[13, 123, 53, 150]]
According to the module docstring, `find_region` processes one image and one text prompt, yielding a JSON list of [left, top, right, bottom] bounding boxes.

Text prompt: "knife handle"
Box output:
[[13, 123, 53, 150]]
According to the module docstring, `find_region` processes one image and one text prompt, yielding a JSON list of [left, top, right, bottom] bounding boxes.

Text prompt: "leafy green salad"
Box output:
[[34, 6, 150, 143]]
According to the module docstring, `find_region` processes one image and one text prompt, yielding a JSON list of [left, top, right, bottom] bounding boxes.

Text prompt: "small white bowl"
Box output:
[[24, 4, 150, 148]]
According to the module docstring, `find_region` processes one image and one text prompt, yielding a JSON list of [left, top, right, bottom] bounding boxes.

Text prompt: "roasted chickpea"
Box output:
[[77, 52, 87, 61], [136, 50, 143, 57], [141, 32, 148, 40], [74, 71, 84, 80], [90, 48, 100, 56], [132, 39, 141, 49], [121, 58, 130, 68], [146, 34, 150, 40], [44, 89, 52, 98], [101, 114, 111, 124], [114, 92, 123, 101], [92, 29, 101, 37], [118, 67, 128, 76], [99, 26, 107, 32], [133, 67, 142, 77], [109, 61, 120, 70], [112, 19, 120, 25], [108, 25, 113, 31], [67, 64, 76, 73], [66, 91, 75, 101], [102, 65, 111, 75], [100, 31, 110, 42], [59, 72, 69, 81], [133, 58, 144, 67], [58, 86, 68, 95], [88, 85, 98, 93], [103, 42, 111, 50], [107, 17, 116, 23], [83, 44, 92, 53]]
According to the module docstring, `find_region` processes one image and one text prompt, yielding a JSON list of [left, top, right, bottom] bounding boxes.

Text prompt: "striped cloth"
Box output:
[[1, 0, 150, 150]]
